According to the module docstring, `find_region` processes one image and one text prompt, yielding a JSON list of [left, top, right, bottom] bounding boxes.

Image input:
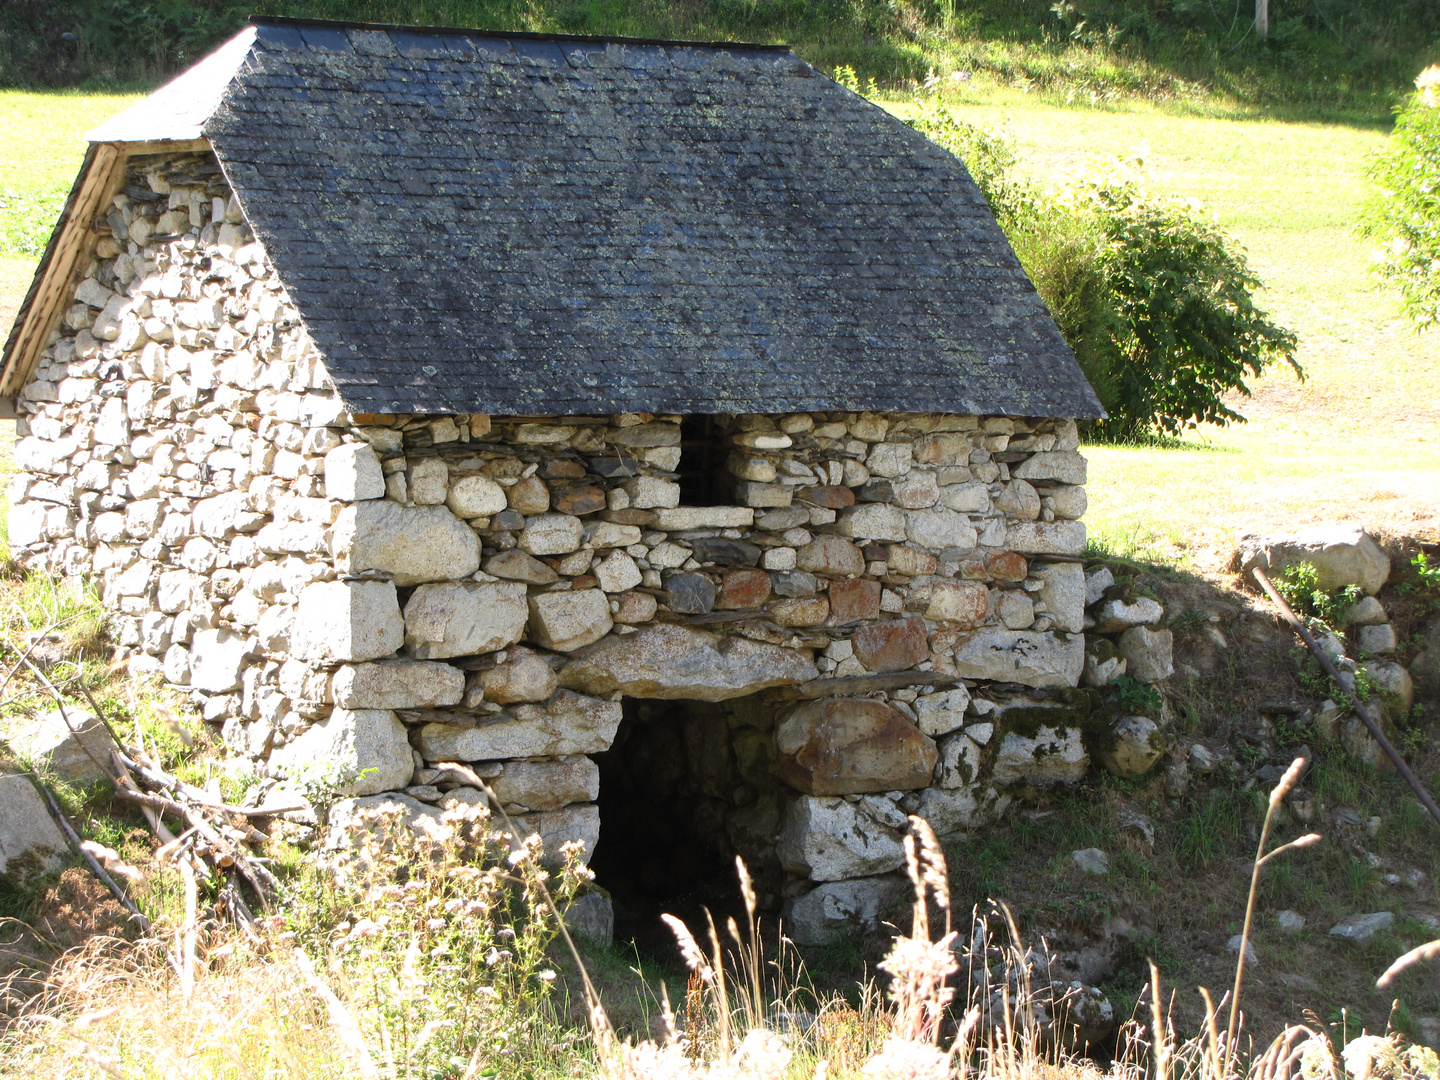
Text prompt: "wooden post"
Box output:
[[1256, 0, 1269, 39]]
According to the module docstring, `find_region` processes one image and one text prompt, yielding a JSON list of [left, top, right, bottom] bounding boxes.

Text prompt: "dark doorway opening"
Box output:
[[589, 696, 784, 960], [677, 415, 730, 507]]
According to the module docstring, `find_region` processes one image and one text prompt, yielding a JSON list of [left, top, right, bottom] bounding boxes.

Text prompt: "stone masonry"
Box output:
[[5, 150, 1151, 943]]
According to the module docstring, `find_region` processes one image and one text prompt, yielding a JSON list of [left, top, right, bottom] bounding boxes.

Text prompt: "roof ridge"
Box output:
[[250, 14, 792, 52]]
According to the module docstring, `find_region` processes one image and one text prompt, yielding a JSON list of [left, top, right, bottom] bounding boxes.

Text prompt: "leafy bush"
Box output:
[[906, 97, 1299, 438], [1084, 180, 1301, 438], [1276, 560, 1364, 629], [1362, 67, 1440, 328]]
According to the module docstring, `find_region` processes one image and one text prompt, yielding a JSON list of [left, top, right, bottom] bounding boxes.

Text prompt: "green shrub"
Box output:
[[1276, 561, 1364, 629], [1084, 180, 1301, 438], [906, 96, 1298, 438], [1362, 67, 1440, 329]]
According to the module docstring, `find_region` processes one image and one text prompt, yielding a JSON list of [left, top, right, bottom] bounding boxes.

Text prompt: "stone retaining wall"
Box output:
[[6, 149, 1156, 943]]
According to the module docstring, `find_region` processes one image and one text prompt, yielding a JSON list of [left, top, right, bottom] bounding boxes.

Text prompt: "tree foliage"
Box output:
[[1362, 66, 1440, 330], [909, 98, 1300, 439]]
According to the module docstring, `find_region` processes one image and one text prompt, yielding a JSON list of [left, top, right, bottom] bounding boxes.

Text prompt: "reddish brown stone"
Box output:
[[570, 575, 598, 590], [986, 551, 1029, 582], [852, 616, 929, 672], [769, 596, 830, 627], [797, 485, 855, 509], [540, 459, 587, 480], [885, 544, 937, 577], [552, 485, 607, 515], [604, 509, 655, 526], [795, 534, 864, 576], [613, 591, 659, 624], [776, 698, 938, 795], [827, 578, 882, 623], [716, 569, 772, 610], [957, 559, 989, 580]]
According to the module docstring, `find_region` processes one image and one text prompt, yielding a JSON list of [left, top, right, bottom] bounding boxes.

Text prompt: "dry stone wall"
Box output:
[[6, 150, 1166, 944]]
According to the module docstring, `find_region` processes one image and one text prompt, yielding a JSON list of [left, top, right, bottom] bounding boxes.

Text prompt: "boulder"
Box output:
[[564, 892, 614, 945], [1005, 521, 1086, 556], [1012, 450, 1087, 485], [1097, 715, 1164, 777], [666, 572, 716, 615], [188, 628, 254, 692], [1117, 626, 1174, 683], [404, 581, 529, 659], [332, 501, 481, 585], [1347, 597, 1388, 626], [416, 690, 621, 760], [8, 709, 115, 783], [715, 569, 771, 609], [1328, 912, 1395, 941], [324, 443, 385, 501], [519, 513, 583, 556], [1238, 525, 1390, 596], [331, 661, 465, 710], [992, 725, 1087, 787], [952, 630, 1084, 688], [293, 580, 405, 663], [776, 796, 907, 881], [1082, 638, 1126, 687], [489, 756, 599, 811], [935, 731, 983, 789], [1360, 659, 1414, 717], [0, 771, 69, 875], [484, 549, 559, 585], [595, 551, 643, 593], [828, 579, 882, 623], [784, 876, 907, 945], [1084, 567, 1115, 607], [1072, 848, 1110, 875], [1091, 597, 1164, 634], [926, 582, 990, 627], [325, 792, 437, 849], [914, 687, 971, 737], [795, 535, 864, 576], [776, 698, 937, 795], [836, 503, 907, 542], [906, 509, 979, 551], [1411, 618, 1440, 698], [271, 709, 414, 796], [447, 475, 508, 518], [508, 804, 601, 867], [1032, 562, 1085, 633], [652, 507, 753, 530], [915, 785, 1006, 838], [480, 647, 559, 704], [559, 623, 816, 701], [1354, 624, 1397, 655], [851, 616, 929, 672], [528, 589, 613, 652], [770, 597, 830, 627]]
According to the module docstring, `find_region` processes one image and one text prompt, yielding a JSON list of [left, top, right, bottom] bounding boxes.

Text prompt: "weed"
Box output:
[[1111, 673, 1164, 715], [1275, 562, 1364, 630]]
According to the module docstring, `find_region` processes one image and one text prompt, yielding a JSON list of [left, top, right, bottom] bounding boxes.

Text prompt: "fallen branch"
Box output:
[[1250, 565, 1440, 830]]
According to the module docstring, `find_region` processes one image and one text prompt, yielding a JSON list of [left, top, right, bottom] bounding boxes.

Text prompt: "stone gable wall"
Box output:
[[7, 150, 1131, 943]]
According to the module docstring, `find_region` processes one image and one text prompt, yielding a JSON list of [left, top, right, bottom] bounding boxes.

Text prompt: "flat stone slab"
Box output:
[[560, 623, 816, 701]]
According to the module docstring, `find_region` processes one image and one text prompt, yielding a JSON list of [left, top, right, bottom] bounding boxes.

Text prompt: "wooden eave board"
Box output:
[[0, 138, 207, 402]]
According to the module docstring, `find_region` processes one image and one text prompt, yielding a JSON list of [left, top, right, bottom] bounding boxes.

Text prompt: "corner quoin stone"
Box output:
[[404, 581, 529, 659], [292, 580, 405, 663], [331, 501, 481, 585]]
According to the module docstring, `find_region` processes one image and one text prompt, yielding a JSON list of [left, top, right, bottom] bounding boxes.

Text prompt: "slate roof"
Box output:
[[198, 18, 1102, 418]]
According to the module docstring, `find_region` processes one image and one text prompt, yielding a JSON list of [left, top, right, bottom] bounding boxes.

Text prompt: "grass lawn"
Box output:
[[2, 86, 1437, 564]]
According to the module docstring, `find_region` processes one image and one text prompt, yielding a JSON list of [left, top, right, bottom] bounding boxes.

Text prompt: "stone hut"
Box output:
[[1, 18, 1108, 942]]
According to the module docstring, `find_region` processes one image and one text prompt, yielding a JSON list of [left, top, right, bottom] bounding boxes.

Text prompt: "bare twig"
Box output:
[[1251, 565, 1440, 828]]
